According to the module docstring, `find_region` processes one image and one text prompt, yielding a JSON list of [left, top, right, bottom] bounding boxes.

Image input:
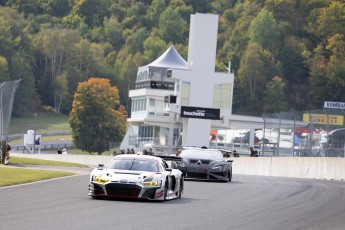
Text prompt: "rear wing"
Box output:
[[157, 155, 182, 162], [157, 156, 183, 171]]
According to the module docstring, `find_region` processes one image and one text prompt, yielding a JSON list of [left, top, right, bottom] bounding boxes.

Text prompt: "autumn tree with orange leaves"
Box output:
[[69, 78, 127, 155]]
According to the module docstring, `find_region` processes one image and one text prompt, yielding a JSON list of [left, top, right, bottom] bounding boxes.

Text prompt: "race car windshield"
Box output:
[[107, 159, 159, 172], [180, 150, 223, 160]]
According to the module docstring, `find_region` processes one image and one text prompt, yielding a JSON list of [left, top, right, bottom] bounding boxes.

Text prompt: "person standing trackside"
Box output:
[[4, 144, 11, 165], [249, 147, 258, 157], [176, 148, 182, 157], [147, 147, 154, 156], [233, 150, 239, 157]]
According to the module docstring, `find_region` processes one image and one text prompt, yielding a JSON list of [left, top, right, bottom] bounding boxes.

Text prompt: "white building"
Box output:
[[121, 13, 307, 156]]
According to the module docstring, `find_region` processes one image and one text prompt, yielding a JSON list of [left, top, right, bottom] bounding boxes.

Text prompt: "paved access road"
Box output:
[[1, 174, 345, 230]]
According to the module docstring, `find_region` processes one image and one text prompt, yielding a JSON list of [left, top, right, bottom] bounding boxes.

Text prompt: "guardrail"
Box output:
[[13, 144, 75, 153]]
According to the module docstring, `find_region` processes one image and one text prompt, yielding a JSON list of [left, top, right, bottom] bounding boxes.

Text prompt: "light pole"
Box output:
[[33, 113, 37, 154]]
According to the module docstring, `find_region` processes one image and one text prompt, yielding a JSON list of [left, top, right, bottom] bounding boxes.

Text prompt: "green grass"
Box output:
[[10, 134, 72, 144], [10, 157, 89, 168], [9, 112, 70, 135], [0, 168, 74, 187], [9, 112, 118, 155], [0, 157, 89, 187]]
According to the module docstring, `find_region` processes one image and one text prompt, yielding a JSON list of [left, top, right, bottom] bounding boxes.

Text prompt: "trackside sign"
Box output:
[[303, 113, 344, 126], [180, 106, 220, 120], [324, 101, 345, 109]]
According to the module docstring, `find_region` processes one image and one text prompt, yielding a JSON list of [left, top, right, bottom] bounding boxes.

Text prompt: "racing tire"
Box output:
[[163, 178, 169, 201], [228, 168, 232, 182], [223, 169, 232, 182], [90, 194, 104, 200], [178, 177, 184, 198]]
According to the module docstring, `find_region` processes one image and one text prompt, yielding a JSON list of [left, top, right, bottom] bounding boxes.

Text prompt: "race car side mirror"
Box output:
[[166, 168, 172, 171], [98, 164, 104, 170]]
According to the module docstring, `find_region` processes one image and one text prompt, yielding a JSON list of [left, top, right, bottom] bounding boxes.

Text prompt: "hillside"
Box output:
[[0, 0, 344, 117]]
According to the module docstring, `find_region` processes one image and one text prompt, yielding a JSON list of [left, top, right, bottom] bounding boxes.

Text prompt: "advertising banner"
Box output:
[[303, 113, 344, 126], [180, 106, 220, 120], [324, 101, 345, 109]]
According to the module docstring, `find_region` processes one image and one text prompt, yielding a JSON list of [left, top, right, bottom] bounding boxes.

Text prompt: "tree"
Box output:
[[69, 78, 127, 155], [103, 16, 124, 51], [249, 9, 281, 52], [314, 1, 345, 40], [236, 43, 276, 114], [34, 28, 80, 112], [0, 7, 37, 115], [158, 7, 187, 44], [263, 76, 287, 113], [146, 0, 166, 27], [0, 55, 9, 82], [143, 31, 167, 63]]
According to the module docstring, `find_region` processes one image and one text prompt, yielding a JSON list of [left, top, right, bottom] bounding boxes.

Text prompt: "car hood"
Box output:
[[182, 158, 226, 166], [95, 169, 159, 182]]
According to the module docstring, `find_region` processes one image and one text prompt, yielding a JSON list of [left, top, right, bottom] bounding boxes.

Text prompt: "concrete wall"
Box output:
[[11, 153, 345, 181], [233, 157, 345, 181]]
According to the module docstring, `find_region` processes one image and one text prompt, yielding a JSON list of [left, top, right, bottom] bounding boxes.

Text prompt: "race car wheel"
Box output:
[[178, 177, 184, 198], [223, 169, 231, 182], [163, 179, 169, 201], [228, 168, 232, 182]]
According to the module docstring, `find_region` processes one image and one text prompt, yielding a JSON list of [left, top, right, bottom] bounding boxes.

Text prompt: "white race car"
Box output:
[[88, 154, 184, 201]]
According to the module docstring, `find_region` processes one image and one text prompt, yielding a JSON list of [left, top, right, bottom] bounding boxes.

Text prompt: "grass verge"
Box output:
[[10, 156, 89, 168], [10, 112, 70, 135], [0, 157, 89, 187], [0, 168, 74, 187]]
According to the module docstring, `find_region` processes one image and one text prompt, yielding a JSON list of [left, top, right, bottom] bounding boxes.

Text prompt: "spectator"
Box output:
[[62, 148, 68, 155], [126, 148, 131, 154], [120, 149, 125, 154], [130, 148, 135, 154], [222, 151, 231, 158], [112, 150, 117, 156], [176, 148, 182, 156], [57, 148, 62, 154], [142, 149, 149, 155], [35, 137, 40, 145], [147, 147, 154, 155], [4, 144, 11, 165], [233, 150, 239, 157], [249, 147, 258, 157]]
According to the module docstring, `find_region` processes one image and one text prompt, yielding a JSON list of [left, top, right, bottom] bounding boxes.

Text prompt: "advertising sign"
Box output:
[[302, 113, 344, 126], [324, 101, 345, 109], [180, 106, 220, 120]]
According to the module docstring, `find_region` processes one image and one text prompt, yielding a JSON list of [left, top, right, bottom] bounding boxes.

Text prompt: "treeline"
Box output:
[[0, 0, 344, 116]]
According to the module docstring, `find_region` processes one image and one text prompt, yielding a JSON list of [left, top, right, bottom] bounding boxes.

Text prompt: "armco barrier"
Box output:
[[11, 153, 345, 181]]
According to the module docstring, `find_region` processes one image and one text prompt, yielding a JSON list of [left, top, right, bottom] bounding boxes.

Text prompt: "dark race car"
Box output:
[[177, 148, 233, 182], [88, 154, 184, 201]]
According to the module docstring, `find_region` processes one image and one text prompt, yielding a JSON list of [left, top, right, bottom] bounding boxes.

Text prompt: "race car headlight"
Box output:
[[142, 180, 162, 187], [176, 162, 185, 167], [212, 165, 225, 170], [94, 176, 108, 184]]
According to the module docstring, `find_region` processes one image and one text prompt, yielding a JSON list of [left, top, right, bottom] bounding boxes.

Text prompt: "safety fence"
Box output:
[[262, 109, 345, 157]]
